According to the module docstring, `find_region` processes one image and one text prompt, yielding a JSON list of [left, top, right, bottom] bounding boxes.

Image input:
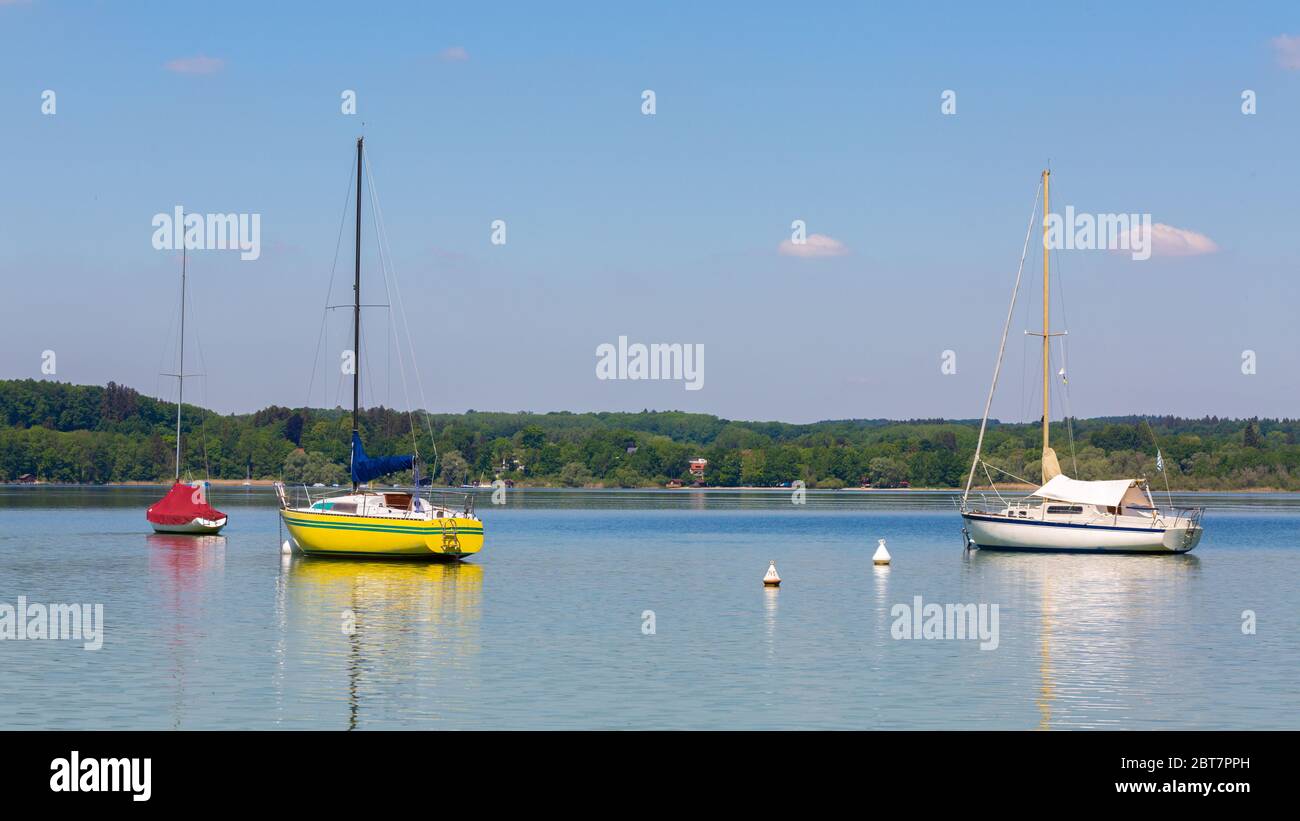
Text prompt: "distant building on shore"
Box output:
[[17, 474, 36, 484], [688, 458, 708, 479]]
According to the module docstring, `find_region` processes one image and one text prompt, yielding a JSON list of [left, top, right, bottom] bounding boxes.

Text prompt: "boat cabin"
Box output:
[[303, 490, 464, 521], [994, 476, 1160, 524]]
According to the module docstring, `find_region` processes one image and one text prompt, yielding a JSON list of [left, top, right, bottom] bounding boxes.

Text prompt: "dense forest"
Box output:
[[2, 379, 1298, 490]]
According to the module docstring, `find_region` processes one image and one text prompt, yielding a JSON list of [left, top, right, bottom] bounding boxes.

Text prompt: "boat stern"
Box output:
[[424, 516, 484, 558], [1162, 523, 1203, 553]]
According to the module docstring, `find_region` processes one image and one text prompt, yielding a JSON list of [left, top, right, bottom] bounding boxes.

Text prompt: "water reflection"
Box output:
[[968, 551, 1201, 729], [762, 586, 778, 657], [146, 533, 227, 728], [6, 488, 1293, 729], [872, 564, 891, 635], [1039, 576, 1053, 731], [281, 558, 483, 729], [146, 533, 226, 584]]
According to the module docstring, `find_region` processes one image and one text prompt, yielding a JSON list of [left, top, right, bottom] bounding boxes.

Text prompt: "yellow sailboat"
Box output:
[[276, 137, 484, 560], [277, 483, 484, 560]]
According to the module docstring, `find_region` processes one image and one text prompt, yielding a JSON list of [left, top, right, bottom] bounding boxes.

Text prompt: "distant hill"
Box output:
[[1, 379, 1296, 489]]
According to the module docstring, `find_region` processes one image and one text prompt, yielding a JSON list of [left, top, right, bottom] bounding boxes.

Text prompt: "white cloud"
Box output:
[[1126, 223, 1219, 257], [438, 46, 470, 63], [165, 55, 225, 75], [778, 233, 848, 258], [1272, 34, 1300, 69]]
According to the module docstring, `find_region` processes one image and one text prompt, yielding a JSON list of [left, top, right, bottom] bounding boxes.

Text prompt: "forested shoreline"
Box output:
[[2, 379, 1297, 490]]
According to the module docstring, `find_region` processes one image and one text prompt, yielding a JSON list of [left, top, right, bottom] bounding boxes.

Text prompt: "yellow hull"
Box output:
[[281, 509, 484, 560]]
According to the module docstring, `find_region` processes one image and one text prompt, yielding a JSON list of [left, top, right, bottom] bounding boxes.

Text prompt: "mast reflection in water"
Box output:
[[279, 559, 483, 729]]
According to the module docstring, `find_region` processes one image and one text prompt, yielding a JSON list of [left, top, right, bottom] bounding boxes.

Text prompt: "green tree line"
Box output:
[[2, 379, 1299, 490]]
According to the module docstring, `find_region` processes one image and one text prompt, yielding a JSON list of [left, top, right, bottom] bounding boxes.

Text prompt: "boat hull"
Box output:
[[150, 517, 228, 535], [281, 509, 484, 560], [962, 513, 1201, 554]]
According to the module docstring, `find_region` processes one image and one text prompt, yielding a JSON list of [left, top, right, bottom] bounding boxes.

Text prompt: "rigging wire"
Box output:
[[962, 179, 1043, 502], [1016, 216, 1034, 476], [1019, 284, 1031, 426], [1143, 418, 1176, 510], [305, 156, 359, 413], [188, 267, 214, 480], [359, 283, 377, 416], [981, 462, 1009, 505], [155, 272, 179, 406], [982, 461, 1036, 487], [365, 150, 442, 485], [364, 157, 417, 460]]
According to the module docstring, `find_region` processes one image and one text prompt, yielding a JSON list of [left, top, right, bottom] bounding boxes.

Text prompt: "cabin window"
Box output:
[[327, 502, 357, 514], [1046, 505, 1083, 515]]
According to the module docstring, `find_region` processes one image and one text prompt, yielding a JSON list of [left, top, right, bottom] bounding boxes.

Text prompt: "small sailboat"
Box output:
[[959, 170, 1203, 554], [276, 137, 483, 560], [147, 237, 228, 535]]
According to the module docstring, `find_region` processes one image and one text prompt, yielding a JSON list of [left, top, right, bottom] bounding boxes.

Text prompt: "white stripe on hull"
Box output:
[[150, 517, 227, 535], [963, 515, 1201, 554]]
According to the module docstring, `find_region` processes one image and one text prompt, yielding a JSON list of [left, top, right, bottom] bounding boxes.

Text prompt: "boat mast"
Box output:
[[352, 137, 363, 493], [175, 228, 186, 483], [1032, 168, 1065, 483], [1041, 169, 1050, 458]]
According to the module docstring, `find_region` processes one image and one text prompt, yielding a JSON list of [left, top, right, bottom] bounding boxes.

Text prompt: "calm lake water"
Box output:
[[1, 486, 1297, 730]]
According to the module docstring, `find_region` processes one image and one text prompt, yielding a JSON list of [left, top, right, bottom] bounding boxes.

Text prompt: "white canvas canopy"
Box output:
[[1032, 475, 1150, 508]]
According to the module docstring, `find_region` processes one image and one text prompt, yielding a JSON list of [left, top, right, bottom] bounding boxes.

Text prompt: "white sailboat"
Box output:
[[959, 170, 1204, 554]]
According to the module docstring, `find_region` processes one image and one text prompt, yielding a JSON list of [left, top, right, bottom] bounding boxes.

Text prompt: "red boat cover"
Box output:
[[146, 482, 226, 525]]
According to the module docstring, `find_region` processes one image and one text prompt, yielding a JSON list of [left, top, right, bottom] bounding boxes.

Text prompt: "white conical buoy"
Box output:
[[873, 538, 891, 565], [281, 539, 293, 555], [763, 560, 781, 587]]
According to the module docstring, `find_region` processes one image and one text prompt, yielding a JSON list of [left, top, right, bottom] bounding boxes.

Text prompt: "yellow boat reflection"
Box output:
[[281, 557, 484, 729]]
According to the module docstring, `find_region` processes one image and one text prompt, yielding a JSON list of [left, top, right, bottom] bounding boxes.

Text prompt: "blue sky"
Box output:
[[1, 1, 1297, 423]]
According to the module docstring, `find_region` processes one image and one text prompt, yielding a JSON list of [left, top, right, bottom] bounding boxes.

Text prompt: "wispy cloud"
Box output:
[[1126, 223, 1219, 257], [165, 55, 225, 75], [1272, 34, 1300, 69], [438, 46, 470, 63], [778, 234, 848, 258]]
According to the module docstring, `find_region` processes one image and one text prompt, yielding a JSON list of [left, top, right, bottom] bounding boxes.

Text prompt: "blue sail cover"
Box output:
[[350, 431, 414, 484]]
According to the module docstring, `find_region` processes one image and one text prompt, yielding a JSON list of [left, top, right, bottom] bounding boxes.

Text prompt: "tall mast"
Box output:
[[352, 137, 363, 492], [1041, 169, 1050, 456], [175, 228, 186, 483]]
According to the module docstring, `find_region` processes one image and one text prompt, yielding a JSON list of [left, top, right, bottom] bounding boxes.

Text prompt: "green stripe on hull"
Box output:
[[301, 550, 470, 560], [284, 518, 483, 536]]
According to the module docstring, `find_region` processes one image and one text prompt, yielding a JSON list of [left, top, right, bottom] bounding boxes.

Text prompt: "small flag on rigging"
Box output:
[[1156, 449, 1165, 473]]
